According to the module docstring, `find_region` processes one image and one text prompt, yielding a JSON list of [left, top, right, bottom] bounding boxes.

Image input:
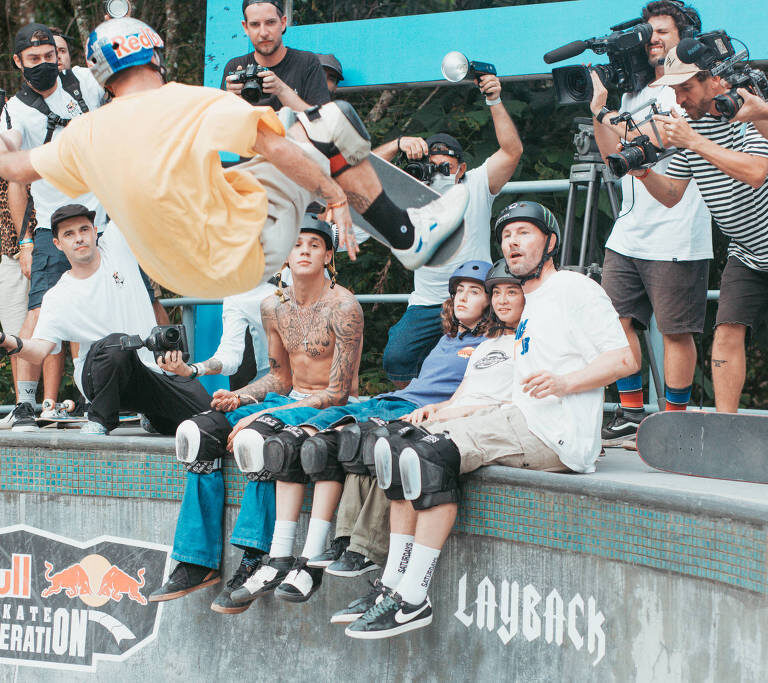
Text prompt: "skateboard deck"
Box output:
[[636, 411, 768, 484], [37, 414, 141, 429], [350, 153, 466, 267]]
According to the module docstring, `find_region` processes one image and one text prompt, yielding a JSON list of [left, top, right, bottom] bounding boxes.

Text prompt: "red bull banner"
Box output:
[[0, 525, 169, 672]]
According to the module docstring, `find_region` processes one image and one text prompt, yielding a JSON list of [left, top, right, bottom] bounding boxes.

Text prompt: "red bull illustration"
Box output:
[[40, 561, 93, 599], [97, 566, 147, 605]]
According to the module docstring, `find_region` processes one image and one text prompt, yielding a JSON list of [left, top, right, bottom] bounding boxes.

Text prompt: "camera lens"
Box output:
[[606, 145, 647, 178], [552, 66, 594, 105], [714, 90, 742, 120], [163, 328, 180, 344], [404, 161, 429, 181]]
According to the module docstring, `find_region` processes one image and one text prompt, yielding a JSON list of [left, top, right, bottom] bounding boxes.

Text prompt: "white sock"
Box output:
[[17, 381, 37, 405], [269, 520, 297, 558], [396, 543, 440, 605], [300, 518, 331, 560], [380, 533, 414, 589]]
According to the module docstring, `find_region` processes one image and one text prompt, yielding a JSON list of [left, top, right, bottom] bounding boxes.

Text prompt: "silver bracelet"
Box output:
[[486, 96, 502, 106]]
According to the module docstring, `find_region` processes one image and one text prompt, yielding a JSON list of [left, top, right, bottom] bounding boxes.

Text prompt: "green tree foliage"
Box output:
[[0, 0, 765, 407]]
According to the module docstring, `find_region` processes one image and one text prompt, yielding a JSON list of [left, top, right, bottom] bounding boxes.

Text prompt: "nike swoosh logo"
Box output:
[[414, 237, 423, 253], [394, 602, 429, 624], [428, 222, 437, 232]]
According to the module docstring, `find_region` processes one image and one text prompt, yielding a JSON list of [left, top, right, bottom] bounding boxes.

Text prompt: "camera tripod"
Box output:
[[559, 124, 665, 410]]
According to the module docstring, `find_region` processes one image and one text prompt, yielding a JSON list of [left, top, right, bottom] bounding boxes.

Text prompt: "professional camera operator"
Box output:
[[374, 73, 523, 386], [634, 48, 768, 413], [223, 0, 329, 110], [589, 1, 712, 443], [0, 204, 211, 435], [1, 23, 107, 431]]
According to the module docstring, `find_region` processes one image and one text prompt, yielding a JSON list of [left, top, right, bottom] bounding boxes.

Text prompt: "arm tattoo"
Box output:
[[201, 358, 223, 374], [345, 192, 373, 214]]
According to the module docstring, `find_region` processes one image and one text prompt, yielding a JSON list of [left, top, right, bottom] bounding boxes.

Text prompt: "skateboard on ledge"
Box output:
[[37, 411, 141, 429], [636, 411, 768, 484], [349, 153, 466, 267]]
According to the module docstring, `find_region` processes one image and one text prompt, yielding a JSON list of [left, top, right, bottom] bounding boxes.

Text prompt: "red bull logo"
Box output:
[[40, 554, 147, 606], [112, 28, 164, 59]]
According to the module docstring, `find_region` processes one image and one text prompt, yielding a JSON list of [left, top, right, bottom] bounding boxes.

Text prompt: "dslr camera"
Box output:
[[229, 64, 270, 105], [403, 158, 452, 184], [676, 32, 768, 120], [120, 325, 190, 363], [545, 18, 655, 105], [605, 101, 677, 178]]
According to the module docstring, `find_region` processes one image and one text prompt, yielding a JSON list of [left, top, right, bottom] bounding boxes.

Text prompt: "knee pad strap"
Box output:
[[184, 457, 222, 475]]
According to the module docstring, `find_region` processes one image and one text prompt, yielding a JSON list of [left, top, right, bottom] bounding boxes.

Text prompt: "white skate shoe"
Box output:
[[393, 184, 469, 270], [297, 101, 372, 171]]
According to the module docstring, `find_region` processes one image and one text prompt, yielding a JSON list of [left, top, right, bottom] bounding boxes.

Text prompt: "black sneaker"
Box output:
[[601, 407, 644, 446], [210, 551, 266, 614], [9, 403, 39, 433], [149, 562, 220, 602], [345, 591, 432, 639], [326, 550, 380, 578], [307, 536, 350, 569], [274, 557, 323, 603], [330, 578, 388, 624], [229, 555, 294, 604]]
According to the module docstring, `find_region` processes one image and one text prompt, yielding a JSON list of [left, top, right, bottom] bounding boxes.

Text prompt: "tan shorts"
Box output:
[[235, 114, 330, 284], [0, 255, 29, 335], [424, 404, 569, 474]]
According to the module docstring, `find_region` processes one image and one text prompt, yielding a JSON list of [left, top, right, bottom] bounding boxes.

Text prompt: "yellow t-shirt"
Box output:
[[30, 82, 285, 297]]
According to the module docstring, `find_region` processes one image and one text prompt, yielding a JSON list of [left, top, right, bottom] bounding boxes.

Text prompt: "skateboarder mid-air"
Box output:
[[0, 18, 469, 299]]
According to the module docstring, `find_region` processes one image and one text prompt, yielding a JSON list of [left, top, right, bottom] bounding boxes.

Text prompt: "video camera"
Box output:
[[228, 64, 270, 105], [676, 32, 768, 120], [545, 18, 655, 105], [120, 325, 190, 363], [403, 158, 452, 183], [605, 100, 677, 178]]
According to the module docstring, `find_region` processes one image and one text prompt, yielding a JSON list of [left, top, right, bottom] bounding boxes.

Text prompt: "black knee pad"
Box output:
[[361, 419, 427, 477], [337, 417, 387, 476], [232, 413, 286, 481], [300, 430, 345, 483], [399, 433, 461, 511], [176, 410, 232, 473], [263, 425, 309, 483]]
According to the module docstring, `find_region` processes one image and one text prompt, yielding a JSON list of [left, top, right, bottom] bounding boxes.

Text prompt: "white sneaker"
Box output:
[[80, 420, 109, 436], [394, 184, 469, 270], [0, 410, 16, 430], [297, 101, 371, 167]]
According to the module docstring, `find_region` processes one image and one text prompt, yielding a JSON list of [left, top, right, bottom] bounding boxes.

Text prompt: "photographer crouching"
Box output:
[[0, 204, 211, 434]]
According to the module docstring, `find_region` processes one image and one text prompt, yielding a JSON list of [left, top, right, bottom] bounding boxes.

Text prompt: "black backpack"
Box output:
[[15, 69, 90, 145]]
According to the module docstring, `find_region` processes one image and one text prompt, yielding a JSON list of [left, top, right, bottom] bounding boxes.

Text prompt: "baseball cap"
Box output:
[[650, 44, 701, 87], [14, 23, 55, 55], [317, 53, 343, 82], [427, 133, 464, 162], [242, 0, 284, 14], [50, 204, 96, 235]]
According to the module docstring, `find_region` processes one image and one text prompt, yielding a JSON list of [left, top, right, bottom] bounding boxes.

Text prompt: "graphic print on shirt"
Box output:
[[112, 271, 125, 287], [514, 319, 530, 356], [473, 350, 510, 370], [458, 346, 476, 358]]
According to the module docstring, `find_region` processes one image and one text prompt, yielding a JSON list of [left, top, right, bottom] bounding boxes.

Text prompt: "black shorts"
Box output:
[[28, 228, 71, 310], [601, 249, 709, 334], [715, 256, 768, 329]]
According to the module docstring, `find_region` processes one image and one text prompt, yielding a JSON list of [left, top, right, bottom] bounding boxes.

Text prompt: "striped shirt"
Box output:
[[665, 116, 768, 271]]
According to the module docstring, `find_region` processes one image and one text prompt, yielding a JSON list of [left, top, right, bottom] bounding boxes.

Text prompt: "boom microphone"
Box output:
[[676, 37, 706, 65], [544, 40, 589, 64]]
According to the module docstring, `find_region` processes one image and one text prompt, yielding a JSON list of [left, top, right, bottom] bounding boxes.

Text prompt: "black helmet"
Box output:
[[300, 214, 336, 252], [484, 258, 522, 293], [448, 260, 493, 295], [493, 201, 560, 257]]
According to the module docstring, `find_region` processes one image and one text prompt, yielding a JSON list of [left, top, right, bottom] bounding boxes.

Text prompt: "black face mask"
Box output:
[[23, 61, 59, 92]]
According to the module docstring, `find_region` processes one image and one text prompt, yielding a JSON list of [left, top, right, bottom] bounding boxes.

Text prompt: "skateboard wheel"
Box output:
[[61, 399, 75, 413]]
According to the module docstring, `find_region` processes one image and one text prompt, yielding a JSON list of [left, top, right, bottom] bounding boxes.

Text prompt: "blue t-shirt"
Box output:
[[378, 333, 486, 407]]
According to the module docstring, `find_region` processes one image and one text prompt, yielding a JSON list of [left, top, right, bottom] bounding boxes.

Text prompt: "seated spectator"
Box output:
[[374, 72, 523, 387], [149, 218, 364, 609], [225, 260, 493, 606], [0, 204, 211, 435], [342, 202, 636, 639], [316, 54, 343, 96]]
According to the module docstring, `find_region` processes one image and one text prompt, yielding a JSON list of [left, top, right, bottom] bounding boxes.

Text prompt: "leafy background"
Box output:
[[1, 0, 765, 407]]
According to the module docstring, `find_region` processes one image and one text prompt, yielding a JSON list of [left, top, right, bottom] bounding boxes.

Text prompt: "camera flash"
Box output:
[[105, 0, 131, 19], [441, 51, 470, 82]]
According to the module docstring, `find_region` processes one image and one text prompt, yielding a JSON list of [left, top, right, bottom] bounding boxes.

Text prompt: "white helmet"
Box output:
[[86, 18, 164, 87]]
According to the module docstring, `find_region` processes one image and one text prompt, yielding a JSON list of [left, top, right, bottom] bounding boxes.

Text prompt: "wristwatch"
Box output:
[[595, 106, 612, 124]]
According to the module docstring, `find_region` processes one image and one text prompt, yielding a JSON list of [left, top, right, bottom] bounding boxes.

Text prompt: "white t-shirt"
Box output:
[[604, 84, 712, 261], [3, 67, 106, 231], [454, 334, 517, 406], [408, 162, 496, 306], [33, 223, 159, 395], [510, 271, 628, 473], [215, 282, 277, 376]]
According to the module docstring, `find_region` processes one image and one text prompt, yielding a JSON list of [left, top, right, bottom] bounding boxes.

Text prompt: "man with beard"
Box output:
[[635, 46, 768, 412], [223, 0, 329, 111]]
